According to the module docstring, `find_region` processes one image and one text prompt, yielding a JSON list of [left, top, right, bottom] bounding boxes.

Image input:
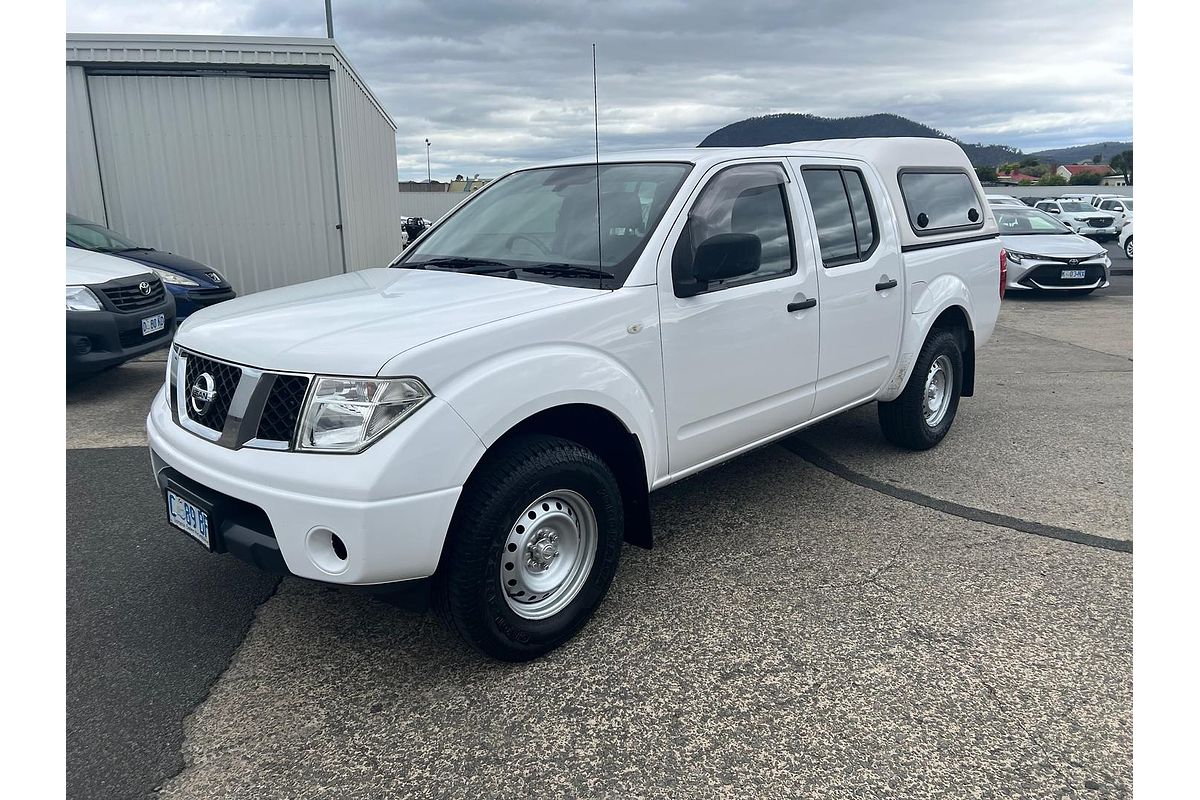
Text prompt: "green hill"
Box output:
[[698, 112, 1128, 168]]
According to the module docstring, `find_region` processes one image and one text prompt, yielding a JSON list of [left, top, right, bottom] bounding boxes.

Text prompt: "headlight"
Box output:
[[66, 285, 103, 311], [150, 268, 199, 287], [1005, 251, 1033, 263], [297, 376, 431, 453]]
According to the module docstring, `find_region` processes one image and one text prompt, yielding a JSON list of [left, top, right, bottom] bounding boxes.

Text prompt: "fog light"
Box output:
[[74, 337, 92, 356], [306, 526, 350, 575]]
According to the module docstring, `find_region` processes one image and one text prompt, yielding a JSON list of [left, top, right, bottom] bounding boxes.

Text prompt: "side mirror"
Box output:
[[673, 231, 761, 297], [694, 232, 761, 279]]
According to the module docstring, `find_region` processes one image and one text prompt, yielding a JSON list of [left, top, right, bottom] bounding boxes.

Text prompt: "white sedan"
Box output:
[[997, 206, 1111, 295]]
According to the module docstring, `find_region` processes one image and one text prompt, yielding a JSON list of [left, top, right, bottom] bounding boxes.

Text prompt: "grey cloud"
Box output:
[[67, 0, 1132, 179]]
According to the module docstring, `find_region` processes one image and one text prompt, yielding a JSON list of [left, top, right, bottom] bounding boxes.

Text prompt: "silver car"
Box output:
[[997, 206, 1111, 295]]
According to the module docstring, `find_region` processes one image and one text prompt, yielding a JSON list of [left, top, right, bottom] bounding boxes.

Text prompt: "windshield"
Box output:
[[66, 215, 141, 251], [1058, 202, 1093, 213], [393, 162, 692, 288], [995, 207, 1073, 235]]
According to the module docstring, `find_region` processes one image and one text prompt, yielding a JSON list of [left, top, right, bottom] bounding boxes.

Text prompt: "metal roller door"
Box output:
[[87, 72, 345, 294]]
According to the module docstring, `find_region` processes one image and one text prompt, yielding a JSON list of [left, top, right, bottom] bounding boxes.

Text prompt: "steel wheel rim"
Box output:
[[923, 355, 953, 428], [501, 489, 598, 620]]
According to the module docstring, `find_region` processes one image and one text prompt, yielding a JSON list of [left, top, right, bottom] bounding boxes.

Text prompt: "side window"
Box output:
[[672, 163, 795, 295], [899, 170, 983, 234], [1100, 200, 1118, 211], [802, 167, 879, 267]]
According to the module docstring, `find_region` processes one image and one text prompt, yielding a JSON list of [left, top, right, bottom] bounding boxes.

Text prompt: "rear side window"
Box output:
[[802, 167, 879, 267], [899, 170, 983, 235]]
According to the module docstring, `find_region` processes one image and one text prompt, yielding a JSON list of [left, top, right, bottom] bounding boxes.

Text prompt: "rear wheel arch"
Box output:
[[930, 305, 975, 397]]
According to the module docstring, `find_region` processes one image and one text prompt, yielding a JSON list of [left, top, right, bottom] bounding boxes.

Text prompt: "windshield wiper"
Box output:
[[109, 246, 155, 253], [400, 256, 515, 271], [516, 263, 616, 279]]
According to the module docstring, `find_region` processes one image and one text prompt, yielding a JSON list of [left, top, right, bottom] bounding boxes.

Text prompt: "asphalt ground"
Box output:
[[66, 253, 1132, 799]]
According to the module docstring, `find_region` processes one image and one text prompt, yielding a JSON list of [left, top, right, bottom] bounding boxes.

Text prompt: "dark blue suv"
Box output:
[[67, 214, 237, 320]]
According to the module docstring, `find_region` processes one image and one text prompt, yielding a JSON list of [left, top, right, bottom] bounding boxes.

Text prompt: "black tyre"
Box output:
[[433, 434, 623, 661], [877, 329, 963, 451], [1124, 237, 1133, 260]]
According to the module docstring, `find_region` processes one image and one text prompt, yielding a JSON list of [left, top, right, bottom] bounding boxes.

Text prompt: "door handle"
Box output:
[[787, 298, 817, 312], [875, 278, 898, 291]]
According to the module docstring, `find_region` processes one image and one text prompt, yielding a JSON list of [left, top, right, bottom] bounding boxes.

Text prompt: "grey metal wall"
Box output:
[[66, 35, 403, 291], [330, 63, 404, 267], [66, 66, 105, 222], [88, 73, 344, 294]]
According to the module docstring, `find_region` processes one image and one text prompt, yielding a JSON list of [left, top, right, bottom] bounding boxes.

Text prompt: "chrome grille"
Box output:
[[174, 349, 311, 450], [98, 276, 165, 312]]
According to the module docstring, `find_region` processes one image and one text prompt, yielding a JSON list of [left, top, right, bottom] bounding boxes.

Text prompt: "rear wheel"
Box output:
[[433, 434, 623, 661], [878, 329, 963, 451]]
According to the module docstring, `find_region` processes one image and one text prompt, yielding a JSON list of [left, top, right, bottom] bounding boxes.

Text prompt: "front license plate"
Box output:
[[142, 313, 166, 336], [167, 490, 211, 549], [1061, 269, 1088, 279]]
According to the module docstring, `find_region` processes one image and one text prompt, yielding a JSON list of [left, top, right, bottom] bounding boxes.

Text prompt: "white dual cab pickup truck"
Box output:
[[148, 137, 1002, 660]]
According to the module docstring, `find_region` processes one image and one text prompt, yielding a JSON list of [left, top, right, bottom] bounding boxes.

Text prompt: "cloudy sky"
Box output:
[[66, 0, 1132, 180]]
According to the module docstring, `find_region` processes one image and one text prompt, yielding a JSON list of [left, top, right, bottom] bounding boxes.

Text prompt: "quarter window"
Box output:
[[899, 170, 983, 234], [672, 163, 795, 294], [802, 167, 879, 267]]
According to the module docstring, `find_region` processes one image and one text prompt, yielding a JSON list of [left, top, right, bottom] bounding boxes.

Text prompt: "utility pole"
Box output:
[[325, 0, 334, 38], [425, 138, 432, 183]]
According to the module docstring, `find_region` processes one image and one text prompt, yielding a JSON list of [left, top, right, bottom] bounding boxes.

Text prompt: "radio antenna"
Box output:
[[592, 43, 603, 289]]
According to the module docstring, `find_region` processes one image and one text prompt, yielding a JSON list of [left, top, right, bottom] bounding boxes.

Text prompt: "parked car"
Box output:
[[67, 247, 176, 379], [1032, 199, 1119, 240], [1119, 222, 1133, 260], [1088, 194, 1126, 207], [66, 214, 236, 320], [986, 194, 1026, 207], [1060, 192, 1105, 206], [147, 137, 1002, 660], [1095, 197, 1133, 227], [994, 206, 1110, 295]]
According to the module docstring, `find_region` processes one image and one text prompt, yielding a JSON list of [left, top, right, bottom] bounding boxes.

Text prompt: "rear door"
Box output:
[[790, 159, 905, 418], [657, 160, 820, 474]]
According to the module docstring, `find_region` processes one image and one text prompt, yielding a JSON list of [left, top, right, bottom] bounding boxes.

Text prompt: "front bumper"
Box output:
[[146, 385, 485, 584], [1006, 257, 1110, 291], [67, 298, 176, 375], [168, 285, 237, 319]]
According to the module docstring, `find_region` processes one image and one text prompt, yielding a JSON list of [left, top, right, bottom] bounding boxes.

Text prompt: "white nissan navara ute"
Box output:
[[148, 137, 1002, 660]]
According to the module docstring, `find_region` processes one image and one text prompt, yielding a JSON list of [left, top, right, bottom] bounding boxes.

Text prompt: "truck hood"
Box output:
[[174, 267, 600, 375], [999, 234, 1108, 259], [66, 247, 154, 285]]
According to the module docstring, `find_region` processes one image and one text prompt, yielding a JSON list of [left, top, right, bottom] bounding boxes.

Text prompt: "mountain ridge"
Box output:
[[698, 113, 1130, 167]]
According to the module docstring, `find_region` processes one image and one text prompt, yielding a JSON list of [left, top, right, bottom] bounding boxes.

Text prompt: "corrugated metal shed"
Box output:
[[66, 34, 402, 294]]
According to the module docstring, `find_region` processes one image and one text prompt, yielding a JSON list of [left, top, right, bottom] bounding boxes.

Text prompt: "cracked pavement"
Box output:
[[67, 267, 1132, 799]]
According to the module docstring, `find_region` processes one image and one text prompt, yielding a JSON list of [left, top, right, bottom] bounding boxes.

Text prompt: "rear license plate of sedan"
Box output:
[[167, 489, 211, 549], [142, 313, 166, 336], [1061, 269, 1087, 279]]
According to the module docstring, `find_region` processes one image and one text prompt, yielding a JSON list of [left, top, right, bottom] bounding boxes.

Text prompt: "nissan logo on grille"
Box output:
[[190, 373, 218, 416], [138, 281, 152, 295]]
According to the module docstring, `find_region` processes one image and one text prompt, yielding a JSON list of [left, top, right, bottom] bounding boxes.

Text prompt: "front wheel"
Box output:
[[433, 434, 623, 661], [1124, 237, 1133, 259], [878, 329, 963, 451]]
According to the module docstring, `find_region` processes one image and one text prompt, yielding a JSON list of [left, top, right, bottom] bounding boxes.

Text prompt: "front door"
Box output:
[[791, 160, 905, 417], [658, 161, 821, 474]]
